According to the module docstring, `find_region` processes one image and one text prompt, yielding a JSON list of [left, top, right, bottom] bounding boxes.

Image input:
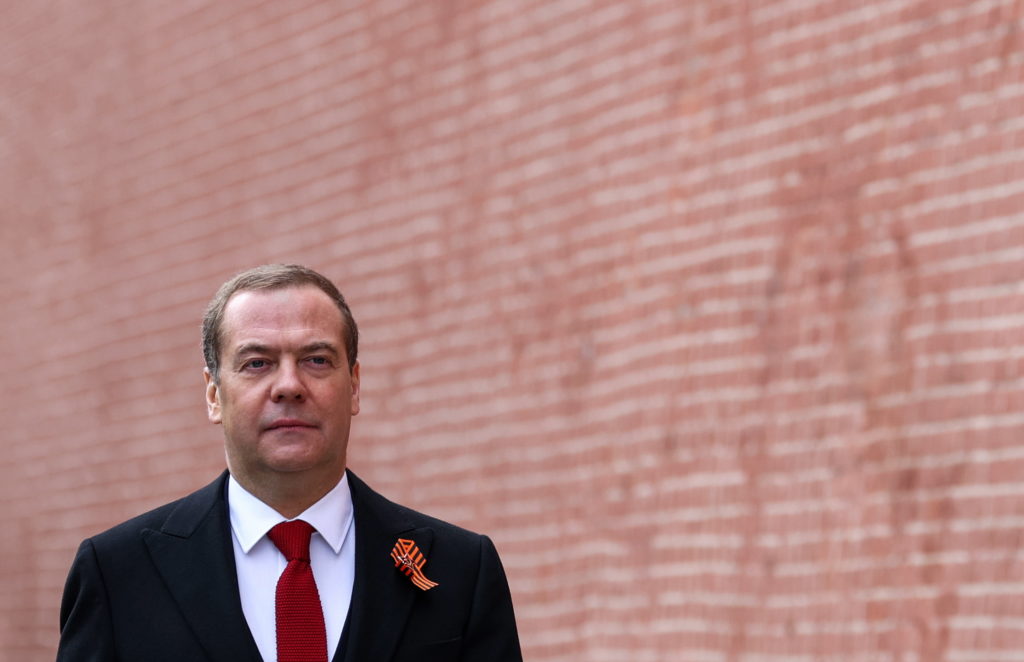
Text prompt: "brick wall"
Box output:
[[4, 1, 1024, 660]]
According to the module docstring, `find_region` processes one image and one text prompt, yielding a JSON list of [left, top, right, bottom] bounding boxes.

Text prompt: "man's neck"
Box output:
[[231, 468, 346, 519]]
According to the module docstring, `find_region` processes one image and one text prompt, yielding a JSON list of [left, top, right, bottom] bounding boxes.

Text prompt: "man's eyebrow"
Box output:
[[232, 342, 274, 357], [300, 341, 340, 356], [232, 342, 340, 356]]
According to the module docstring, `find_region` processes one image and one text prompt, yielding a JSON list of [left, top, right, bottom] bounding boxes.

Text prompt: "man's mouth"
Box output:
[[266, 419, 316, 431]]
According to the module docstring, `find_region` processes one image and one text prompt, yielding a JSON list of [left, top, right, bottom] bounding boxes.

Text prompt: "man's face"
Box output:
[[204, 286, 360, 490]]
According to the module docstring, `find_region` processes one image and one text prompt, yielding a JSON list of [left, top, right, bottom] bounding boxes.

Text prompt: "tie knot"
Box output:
[[268, 519, 315, 562]]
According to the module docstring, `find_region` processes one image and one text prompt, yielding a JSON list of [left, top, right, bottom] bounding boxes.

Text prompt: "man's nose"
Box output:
[[270, 363, 306, 401]]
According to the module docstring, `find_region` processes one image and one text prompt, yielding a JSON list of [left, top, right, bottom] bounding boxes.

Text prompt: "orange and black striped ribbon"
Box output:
[[391, 538, 438, 591]]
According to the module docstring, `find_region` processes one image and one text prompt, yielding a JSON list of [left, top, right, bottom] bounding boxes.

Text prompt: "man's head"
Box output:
[[201, 265, 360, 515], [202, 264, 358, 382]]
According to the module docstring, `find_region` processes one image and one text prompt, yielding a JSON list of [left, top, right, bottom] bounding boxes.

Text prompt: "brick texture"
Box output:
[[4, 1, 1024, 660]]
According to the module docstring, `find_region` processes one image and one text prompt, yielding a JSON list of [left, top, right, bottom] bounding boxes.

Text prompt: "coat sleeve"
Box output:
[[461, 535, 523, 662], [56, 539, 117, 662]]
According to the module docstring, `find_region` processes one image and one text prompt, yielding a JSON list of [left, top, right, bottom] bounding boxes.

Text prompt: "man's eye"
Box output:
[[245, 359, 267, 369], [308, 356, 330, 366]]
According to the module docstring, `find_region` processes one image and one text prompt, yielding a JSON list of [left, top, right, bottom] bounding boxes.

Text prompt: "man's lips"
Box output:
[[265, 419, 317, 431]]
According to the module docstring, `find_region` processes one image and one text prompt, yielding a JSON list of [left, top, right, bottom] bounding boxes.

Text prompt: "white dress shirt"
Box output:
[[228, 474, 356, 662]]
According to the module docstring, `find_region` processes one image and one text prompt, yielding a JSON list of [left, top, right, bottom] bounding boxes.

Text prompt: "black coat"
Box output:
[[57, 470, 522, 662]]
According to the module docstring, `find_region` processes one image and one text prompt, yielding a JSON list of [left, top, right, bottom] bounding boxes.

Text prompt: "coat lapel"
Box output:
[[142, 472, 262, 662], [340, 471, 434, 662]]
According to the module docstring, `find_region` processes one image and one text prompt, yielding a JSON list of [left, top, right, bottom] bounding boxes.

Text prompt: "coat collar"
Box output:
[[142, 471, 262, 661], [341, 470, 434, 662]]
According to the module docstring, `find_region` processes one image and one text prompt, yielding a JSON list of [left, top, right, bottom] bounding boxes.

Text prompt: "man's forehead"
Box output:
[[220, 287, 345, 343]]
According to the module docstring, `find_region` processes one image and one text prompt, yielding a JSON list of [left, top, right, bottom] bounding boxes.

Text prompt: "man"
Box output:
[[57, 264, 522, 662]]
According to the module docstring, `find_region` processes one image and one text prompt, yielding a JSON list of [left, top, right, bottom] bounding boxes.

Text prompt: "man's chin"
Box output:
[[263, 454, 323, 474]]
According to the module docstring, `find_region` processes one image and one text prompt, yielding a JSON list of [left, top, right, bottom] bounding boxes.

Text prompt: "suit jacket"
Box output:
[[56, 470, 522, 662]]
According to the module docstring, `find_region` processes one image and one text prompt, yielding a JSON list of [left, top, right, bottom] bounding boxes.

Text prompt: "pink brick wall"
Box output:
[[4, 1, 1024, 659]]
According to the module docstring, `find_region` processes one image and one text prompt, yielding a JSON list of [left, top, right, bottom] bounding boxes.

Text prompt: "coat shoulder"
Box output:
[[86, 473, 226, 552], [346, 470, 489, 545]]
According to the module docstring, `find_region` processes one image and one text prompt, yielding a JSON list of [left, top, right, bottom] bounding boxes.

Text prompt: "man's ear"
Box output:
[[350, 360, 360, 416], [204, 368, 222, 424]]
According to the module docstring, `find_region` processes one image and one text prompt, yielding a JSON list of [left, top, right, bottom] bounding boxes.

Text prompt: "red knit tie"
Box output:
[[267, 520, 328, 662]]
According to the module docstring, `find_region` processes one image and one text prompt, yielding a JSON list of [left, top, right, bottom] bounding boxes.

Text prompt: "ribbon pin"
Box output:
[[391, 538, 438, 591]]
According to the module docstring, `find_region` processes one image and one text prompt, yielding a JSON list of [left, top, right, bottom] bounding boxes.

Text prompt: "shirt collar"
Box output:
[[228, 472, 354, 555]]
